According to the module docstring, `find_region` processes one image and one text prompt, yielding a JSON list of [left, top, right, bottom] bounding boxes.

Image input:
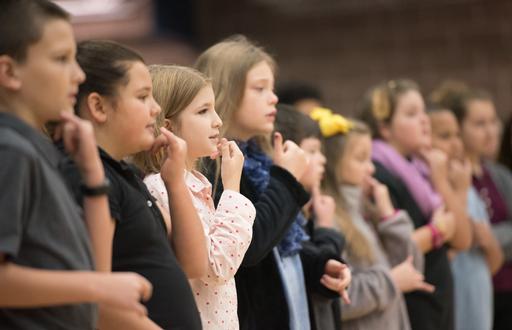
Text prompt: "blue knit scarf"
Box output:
[[238, 139, 309, 257]]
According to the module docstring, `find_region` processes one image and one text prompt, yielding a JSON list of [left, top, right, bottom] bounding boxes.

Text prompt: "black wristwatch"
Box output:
[[81, 178, 111, 197]]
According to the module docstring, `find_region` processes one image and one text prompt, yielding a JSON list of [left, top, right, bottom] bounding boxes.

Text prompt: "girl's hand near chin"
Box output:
[[219, 138, 244, 192]]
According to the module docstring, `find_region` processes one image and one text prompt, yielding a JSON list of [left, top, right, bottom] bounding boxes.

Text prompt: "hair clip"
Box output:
[[310, 107, 353, 137]]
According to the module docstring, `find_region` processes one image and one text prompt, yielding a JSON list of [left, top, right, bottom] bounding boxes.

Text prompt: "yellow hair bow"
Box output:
[[310, 107, 353, 137]]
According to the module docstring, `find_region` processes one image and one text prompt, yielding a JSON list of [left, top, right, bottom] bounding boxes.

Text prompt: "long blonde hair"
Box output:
[[194, 35, 276, 138], [132, 65, 210, 175], [321, 120, 376, 263], [194, 35, 276, 190]]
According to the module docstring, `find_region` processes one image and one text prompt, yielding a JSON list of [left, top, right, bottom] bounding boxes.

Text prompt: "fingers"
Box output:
[[324, 259, 344, 275], [417, 281, 435, 293], [151, 134, 168, 154], [221, 139, 230, 159], [320, 274, 341, 291], [139, 277, 153, 302], [62, 121, 77, 154], [341, 290, 351, 305], [132, 302, 148, 317], [273, 132, 283, 156]]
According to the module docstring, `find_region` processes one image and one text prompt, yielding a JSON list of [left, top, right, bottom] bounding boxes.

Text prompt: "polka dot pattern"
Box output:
[[144, 170, 256, 329]]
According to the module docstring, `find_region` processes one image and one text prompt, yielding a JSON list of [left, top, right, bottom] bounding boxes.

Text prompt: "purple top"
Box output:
[[473, 165, 512, 292]]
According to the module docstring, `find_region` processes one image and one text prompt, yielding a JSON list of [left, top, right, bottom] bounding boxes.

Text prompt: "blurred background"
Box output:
[[55, 0, 512, 118]]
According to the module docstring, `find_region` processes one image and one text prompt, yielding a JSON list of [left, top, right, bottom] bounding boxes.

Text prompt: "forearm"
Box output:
[[165, 179, 207, 279], [83, 196, 114, 272], [412, 226, 434, 254], [0, 263, 100, 307], [436, 182, 472, 250], [99, 305, 161, 330], [481, 238, 505, 275]]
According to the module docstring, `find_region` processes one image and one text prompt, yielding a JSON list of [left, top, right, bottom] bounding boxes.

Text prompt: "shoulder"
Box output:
[[0, 127, 39, 162]]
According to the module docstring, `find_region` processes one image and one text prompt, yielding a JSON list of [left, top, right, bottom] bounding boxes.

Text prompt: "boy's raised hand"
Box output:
[[218, 138, 244, 192], [156, 127, 187, 184], [312, 186, 336, 228], [273, 132, 308, 181], [58, 111, 104, 186], [96, 272, 152, 316]]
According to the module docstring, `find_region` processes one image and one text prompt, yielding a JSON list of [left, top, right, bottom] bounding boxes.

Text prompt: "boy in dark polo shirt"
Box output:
[[0, 1, 152, 329]]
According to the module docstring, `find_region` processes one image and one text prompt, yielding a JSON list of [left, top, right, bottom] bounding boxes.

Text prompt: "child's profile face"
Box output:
[[231, 60, 278, 140], [173, 85, 221, 160], [461, 99, 499, 159], [106, 61, 161, 157], [430, 111, 464, 160], [13, 19, 85, 127], [299, 137, 326, 190], [383, 90, 431, 156], [338, 133, 375, 187]]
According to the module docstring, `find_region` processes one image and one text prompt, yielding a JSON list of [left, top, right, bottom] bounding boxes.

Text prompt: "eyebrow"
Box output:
[[195, 102, 213, 110], [135, 86, 151, 93]]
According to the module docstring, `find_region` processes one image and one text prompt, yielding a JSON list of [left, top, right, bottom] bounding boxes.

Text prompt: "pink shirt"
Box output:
[[144, 171, 255, 329]]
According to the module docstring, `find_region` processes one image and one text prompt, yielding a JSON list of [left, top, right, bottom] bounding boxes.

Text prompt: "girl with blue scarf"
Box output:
[[196, 36, 349, 330]]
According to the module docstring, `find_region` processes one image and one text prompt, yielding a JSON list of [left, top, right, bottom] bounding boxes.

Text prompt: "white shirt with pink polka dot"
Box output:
[[144, 171, 255, 330]]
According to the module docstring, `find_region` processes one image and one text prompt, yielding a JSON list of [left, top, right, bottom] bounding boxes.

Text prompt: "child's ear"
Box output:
[[86, 92, 108, 124], [163, 118, 173, 131], [0, 56, 21, 91]]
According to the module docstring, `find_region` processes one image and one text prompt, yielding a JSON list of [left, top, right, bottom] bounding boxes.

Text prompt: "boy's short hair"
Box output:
[[0, 0, 69, 62], [275, 103, 321, 144]]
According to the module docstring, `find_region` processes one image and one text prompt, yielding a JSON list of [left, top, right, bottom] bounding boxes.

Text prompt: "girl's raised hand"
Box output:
[[390, 256, 435, 293], [420, 148, 449, 186], [448, 158, 472, 194], [219, 138, 244, 192], [157, 127, 188, 184], [272, 132, 308, 181], [366, 177, 395, 219]]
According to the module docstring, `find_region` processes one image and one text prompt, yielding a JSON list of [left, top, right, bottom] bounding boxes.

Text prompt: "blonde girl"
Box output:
[[314, 108, 429, 330], [195, 35, 350, 330], [136, 65, 256, 330]]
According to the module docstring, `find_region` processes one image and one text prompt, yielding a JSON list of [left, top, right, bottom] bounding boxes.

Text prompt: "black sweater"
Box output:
[[373, 161, 454, 330], [206, 162, 342, 330]]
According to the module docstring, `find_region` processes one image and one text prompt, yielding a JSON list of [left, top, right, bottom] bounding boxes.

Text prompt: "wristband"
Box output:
[[427, 223, 444, 249], [81, 178, 110, 197]]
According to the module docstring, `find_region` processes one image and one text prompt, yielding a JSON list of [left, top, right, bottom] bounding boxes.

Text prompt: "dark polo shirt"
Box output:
[[59, 147, 202, 330], [0, 113, 96, 329]]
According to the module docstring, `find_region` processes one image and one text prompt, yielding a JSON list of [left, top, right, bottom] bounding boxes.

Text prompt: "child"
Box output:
[[71, 40, 205, 329], [431, 84, 512, 330], [196, 35, 350, 330], [312, 108, 429, 330], [274, 104, 349, 330], [429, 106, 503, 330], [0, 1, 151, 328], [135, 65, 256, 329], [359, 79, 469, 330]]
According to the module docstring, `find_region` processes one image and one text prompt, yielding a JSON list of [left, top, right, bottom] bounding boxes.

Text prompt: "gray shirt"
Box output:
[[339, 185, 422, 330], [0, 113, 96, 329]]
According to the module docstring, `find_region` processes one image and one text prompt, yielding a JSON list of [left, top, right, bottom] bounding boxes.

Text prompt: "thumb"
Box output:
[[273, 132, 283, 156]]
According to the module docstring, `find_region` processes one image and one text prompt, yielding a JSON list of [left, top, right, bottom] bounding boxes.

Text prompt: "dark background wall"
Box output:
[[191, 0, 512, 118]]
